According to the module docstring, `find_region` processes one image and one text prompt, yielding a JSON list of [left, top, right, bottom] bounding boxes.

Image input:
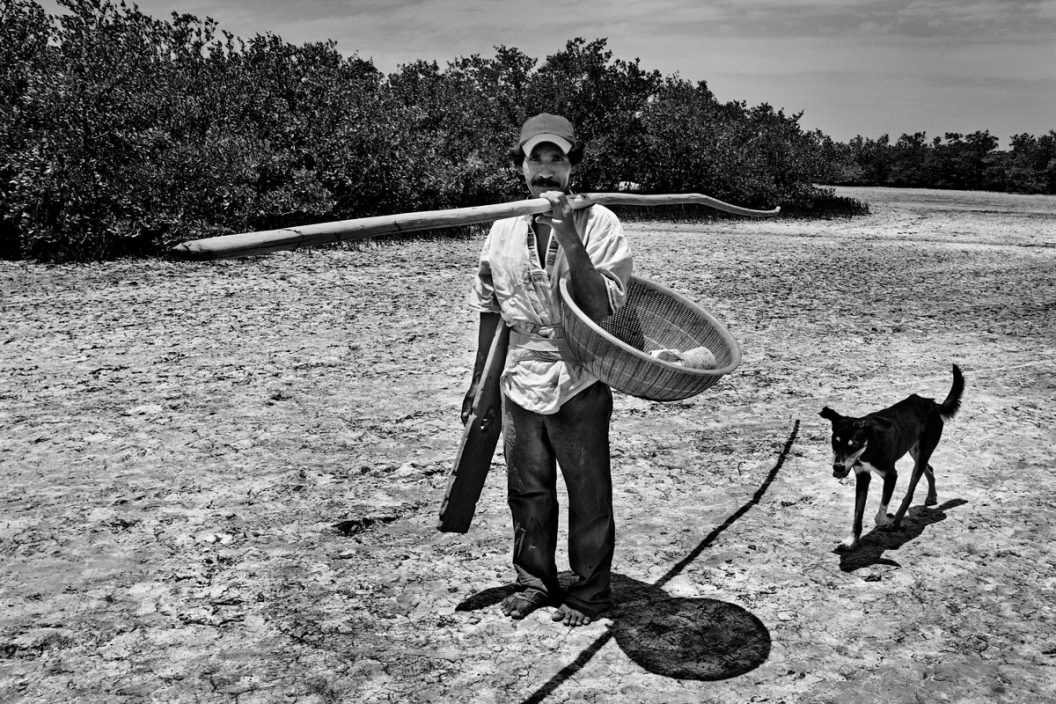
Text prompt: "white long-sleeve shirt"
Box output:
[[469, 205, 632, 414]]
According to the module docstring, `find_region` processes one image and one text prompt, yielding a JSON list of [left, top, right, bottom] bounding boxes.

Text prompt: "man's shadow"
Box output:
[[455, 572, 770, 681], [837, 498, 968, 572]]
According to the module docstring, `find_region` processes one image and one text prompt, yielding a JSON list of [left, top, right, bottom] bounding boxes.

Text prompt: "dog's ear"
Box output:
[[819, 406, 841, 422]]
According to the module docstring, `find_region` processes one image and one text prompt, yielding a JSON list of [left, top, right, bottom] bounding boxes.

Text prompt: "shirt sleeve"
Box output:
[[582, 206, 633, 315], [467, 223, 501, 314]]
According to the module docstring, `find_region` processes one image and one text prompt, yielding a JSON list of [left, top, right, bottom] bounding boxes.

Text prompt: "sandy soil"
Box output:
[[2, 186, 1054, 703]]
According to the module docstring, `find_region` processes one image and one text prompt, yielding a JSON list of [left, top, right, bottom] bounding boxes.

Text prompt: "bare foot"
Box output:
[[500, 589, 549, 620], [551, 603, 593, 627]]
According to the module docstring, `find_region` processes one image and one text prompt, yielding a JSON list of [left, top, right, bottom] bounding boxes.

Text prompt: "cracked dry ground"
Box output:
[[2, 187, 1055, 703]]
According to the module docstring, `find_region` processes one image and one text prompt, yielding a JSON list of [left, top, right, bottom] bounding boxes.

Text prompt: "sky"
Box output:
[[43, 0, 1056, 145]]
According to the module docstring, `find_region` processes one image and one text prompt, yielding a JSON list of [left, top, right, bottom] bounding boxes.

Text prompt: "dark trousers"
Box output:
[[502, 382, 615, 617]]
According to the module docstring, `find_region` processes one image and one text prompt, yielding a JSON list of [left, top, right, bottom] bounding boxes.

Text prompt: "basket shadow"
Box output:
[[454, 573, 771, 682], [837, 498, 969, 572], [609, 573, 771, 681]]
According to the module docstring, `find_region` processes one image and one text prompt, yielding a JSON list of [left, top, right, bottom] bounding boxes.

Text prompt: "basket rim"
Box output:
[[558, 275, 742, 377]]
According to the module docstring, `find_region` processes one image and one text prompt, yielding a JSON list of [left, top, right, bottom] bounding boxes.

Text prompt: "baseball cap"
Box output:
[[518, 113, 576, 156]]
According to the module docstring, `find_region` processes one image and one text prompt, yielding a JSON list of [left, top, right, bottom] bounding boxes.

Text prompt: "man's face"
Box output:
[[522, 142, 573, 196]]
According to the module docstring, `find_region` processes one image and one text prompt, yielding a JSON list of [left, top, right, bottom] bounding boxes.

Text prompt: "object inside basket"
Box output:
[[607, 306, 719, 370], [648, 346, 718, 369]]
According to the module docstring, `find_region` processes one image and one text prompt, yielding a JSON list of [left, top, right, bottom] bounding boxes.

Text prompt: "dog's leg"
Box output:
[[923, 464, 937, 505], [839, 470, 870, 551], [891, 425, 941, 528], [874, 466, 897, 527], [890, 462, 924, 529], [909, 442, 938, 506]]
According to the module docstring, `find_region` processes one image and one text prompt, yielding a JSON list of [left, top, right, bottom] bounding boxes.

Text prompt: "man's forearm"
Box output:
[[472, 312, 502, 380], [562, 241, 611, 321], [539, 191, 612, 322]]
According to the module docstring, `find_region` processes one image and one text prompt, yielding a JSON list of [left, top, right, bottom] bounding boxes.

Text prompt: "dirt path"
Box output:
[[2, 187, 1054, 703]]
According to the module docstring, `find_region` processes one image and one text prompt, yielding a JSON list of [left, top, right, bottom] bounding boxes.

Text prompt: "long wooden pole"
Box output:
[[170, 192, 780, 260]]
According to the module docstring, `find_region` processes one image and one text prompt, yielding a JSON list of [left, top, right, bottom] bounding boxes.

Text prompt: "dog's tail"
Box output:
[[940, 364, 965, 421]]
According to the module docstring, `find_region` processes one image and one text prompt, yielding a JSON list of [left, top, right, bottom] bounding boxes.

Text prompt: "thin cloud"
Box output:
[[620, 0, 1056, 40]]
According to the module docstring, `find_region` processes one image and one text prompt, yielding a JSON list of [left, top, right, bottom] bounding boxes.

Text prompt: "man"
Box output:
[[464, 113, 633, 626]]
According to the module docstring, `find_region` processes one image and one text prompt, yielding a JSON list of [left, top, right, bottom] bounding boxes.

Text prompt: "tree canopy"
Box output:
[[1, 1, 1049, 261]]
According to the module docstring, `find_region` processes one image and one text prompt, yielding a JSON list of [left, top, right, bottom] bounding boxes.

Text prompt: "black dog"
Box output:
[[820, 365, 964, 551]]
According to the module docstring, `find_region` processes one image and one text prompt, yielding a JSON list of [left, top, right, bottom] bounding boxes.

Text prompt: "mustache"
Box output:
[[531, 178, 563, 189]]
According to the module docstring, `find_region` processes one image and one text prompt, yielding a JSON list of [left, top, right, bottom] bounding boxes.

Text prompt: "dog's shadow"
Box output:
[[837, 498, 968, 572], [456, 572, 770, 681]]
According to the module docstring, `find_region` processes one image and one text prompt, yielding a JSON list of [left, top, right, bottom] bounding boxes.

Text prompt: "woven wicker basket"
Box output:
[[557, 276, 741, 401]]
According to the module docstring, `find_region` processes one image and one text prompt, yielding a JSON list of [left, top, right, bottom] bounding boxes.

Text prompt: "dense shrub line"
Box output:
[[1, 0, 862, 261], [817, 131, 1056, 194]]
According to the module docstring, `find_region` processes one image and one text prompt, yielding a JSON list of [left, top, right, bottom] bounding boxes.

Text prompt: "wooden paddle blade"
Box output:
[[437, 408, 503, 533], [437, 324, 510, 533]]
